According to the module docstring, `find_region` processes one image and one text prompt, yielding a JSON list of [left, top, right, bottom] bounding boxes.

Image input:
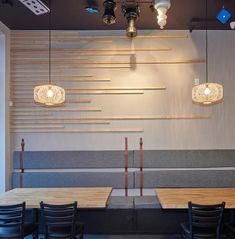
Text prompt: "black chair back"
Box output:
[[188, 201, 225, 239], [0, 202, 26, 239], [40, 201, 78, 239]]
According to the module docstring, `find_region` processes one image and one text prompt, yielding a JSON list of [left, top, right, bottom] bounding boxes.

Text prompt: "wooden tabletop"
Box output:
[[0, 187, 112, 209], [155, 188, 235, 209]]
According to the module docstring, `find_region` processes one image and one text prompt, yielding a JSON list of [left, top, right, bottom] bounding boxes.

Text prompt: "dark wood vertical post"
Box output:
[[124, 137, 128, 197], [19, 138, 25, 188], [139, 137, 143, 196]]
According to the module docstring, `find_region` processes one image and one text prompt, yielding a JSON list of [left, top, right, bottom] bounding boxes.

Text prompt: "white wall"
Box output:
[[11, 30, 235, 151], [0, 31, 6, 193], [0, 22, 10, 192]]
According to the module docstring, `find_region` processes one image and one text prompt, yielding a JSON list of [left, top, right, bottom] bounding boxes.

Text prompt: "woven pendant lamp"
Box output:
[[192, 0, 223, 105], [34, 0, 65, 106]]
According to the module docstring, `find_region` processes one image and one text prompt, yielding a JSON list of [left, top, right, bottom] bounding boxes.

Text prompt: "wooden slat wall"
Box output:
[[10, 31, 208, 133]]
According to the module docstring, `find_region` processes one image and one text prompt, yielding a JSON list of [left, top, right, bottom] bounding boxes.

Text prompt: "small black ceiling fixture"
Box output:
[[122, 3, 140, 38], [1, 0, 13, 7], [103, 0, 117, 25], [85, 0, 99, 13]]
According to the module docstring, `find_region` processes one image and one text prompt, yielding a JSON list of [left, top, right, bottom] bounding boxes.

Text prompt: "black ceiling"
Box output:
[[0, 0, 234, 30]]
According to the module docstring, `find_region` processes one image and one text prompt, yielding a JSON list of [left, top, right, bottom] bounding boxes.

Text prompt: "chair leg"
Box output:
[[32, 229, 38, 239], [79, 224, 84, 239]]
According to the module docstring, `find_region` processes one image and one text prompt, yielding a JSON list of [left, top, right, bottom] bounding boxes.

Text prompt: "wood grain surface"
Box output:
[[155, 188, 235, 209], [0, 187, 112, 208]]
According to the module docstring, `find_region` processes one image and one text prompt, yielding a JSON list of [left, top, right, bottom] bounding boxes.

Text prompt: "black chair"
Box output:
[[40, 201, 84, 239], [225, 222, 235, 239], [181, 201, 225, 239], [0, 202, 38, 239]]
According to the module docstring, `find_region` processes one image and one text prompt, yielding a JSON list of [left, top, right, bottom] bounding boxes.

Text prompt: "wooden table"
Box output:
[[155, 188, 235, 209], [0, 187, 112, 209]]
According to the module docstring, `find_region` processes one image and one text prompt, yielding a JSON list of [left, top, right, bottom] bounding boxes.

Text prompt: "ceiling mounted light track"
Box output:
[[103, 0, 117, 25], [85, 0, 99, 13], [122, 3, 140, 38], [18, 0, 49, 15], [154, 0, 171, 29]]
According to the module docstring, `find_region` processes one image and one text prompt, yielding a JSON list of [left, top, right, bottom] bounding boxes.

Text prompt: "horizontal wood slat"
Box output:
[[10, 30, 205, 134], [11, 128, 144, 133], [11, 115, 210, 121]]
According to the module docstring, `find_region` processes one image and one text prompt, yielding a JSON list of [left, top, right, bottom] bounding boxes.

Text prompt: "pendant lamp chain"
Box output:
[[49, 0, 51, 85], [191, 0, 223, 105], [205, 0, 208, 84], [34, 0, 65, 106]]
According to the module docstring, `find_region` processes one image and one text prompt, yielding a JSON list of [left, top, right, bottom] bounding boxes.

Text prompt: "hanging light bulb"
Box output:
[[33, 0, 65, 106], [192, 0, 223, 106], [47, 88, 54, 98], [204, 85, 211, 95], [122, 4, 140, 38]]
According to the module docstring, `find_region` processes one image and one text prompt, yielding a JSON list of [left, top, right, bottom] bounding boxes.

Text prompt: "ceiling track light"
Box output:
[[2, 0, 13, 7], [154, 0, 171, 29], [122, 4, 140, 38], [103, 0, 117, 25], [85, 0, 99, 13], [18, 0, 49, 15]]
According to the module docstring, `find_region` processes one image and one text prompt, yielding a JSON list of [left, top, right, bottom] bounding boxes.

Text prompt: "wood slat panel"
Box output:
[[11, 78, 110, 83], [12, 115, 210, 121], [12, 86, 165, 91], [11, 33, 188, 39], [12, 120, 111, 125], [11, 90, 145, 96], [11, 128, 144, 133], [11, 99, 91, 103], [11, 125, 65, 129], [10, 30, 203, 134], [11, 48, 172, 53], [11, 107, 102, 112], [11, 60, 205, 65], [11, 65, 132, 69]]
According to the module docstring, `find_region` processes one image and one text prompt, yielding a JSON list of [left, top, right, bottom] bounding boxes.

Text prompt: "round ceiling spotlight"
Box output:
[[103, 0, 117, 25], [122, 4, 140, 38]]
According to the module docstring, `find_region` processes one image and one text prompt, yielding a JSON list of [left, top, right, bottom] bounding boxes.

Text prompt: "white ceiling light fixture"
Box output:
[[192, 0, 223, 106], [154, 0, 171, 29], [18, 0, 50, 15], [34, 0, 65, 106]]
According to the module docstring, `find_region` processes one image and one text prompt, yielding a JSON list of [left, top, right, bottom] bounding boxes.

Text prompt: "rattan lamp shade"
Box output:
[[192, 83, 223, 105], [33, 0, 65, 107], [34, 84, 65, 106]]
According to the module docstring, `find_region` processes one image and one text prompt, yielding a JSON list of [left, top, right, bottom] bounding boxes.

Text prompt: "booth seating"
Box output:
[[12, 150, 235, 234]]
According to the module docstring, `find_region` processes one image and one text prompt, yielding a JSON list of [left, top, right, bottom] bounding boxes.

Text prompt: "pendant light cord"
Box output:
[[205, 0, 208, 84], [49, 0, 51, 85]]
